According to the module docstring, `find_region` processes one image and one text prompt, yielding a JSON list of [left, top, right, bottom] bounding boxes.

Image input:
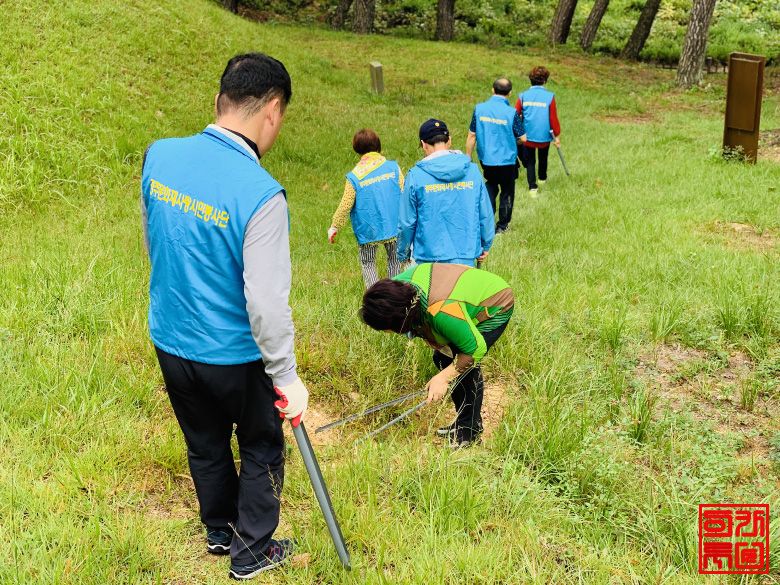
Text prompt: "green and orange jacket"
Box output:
[[394, 263, 514, 372]]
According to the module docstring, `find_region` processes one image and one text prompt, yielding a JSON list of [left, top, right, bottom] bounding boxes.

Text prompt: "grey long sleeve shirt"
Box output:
[[140, 131, 298, 387], [242, 192, 298, 387]]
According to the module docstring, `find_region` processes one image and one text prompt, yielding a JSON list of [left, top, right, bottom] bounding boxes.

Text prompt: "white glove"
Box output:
[[327, 226, 338, 244], [274, 377, 309, 427]]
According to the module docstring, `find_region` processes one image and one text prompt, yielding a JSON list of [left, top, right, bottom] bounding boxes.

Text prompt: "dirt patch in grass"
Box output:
[[760, 128, 780, 164], [636, 344, 778, 466], [702, 220, 778, 252], [282, 405, 343, 447], [139, 469, 197, 521], [425, 381, 510, 442], [481, 383, 510, 440], [594, 111, 655, 124]]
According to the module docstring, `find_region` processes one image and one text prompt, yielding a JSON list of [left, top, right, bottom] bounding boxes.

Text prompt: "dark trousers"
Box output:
[[481, 163, 518, 231], [521, 145, 549, 189], [432, 321, 509, 438], [155, 347, 284, 565]]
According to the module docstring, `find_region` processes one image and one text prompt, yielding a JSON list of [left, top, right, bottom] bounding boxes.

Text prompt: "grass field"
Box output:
[[1, 0, 780, 583]]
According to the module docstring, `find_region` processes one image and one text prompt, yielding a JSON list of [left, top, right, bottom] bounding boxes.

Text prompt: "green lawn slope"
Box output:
[[1, 0, 779, 583]]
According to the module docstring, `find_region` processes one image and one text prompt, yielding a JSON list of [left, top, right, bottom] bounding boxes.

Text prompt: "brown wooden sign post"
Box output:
[[723, 52, 765, 163], [370, 62, 384, 95]]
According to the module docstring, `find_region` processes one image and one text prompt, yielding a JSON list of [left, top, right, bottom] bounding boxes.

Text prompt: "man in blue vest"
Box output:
[[465, 78, 525, 234], [397, 119, 494, 267], [141, 53, 307, 580]]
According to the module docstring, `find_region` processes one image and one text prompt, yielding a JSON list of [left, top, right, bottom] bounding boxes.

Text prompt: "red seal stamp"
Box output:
[[699, 504, 769, 574]]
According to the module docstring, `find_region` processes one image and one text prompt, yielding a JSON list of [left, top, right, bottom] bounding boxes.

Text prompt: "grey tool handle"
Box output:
[[292, 422, 352, 570], [550, 130, 570, 176]]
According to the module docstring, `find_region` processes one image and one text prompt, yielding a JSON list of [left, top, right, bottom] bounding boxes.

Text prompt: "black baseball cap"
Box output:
[[418, 118, 449, 143]]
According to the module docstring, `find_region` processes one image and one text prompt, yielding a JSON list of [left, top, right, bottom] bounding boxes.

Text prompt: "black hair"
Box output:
[[493, 78, 512, 96], [422, 134, 450, 147], [359, 279, 419, 334], [216, 52, 292, 117]]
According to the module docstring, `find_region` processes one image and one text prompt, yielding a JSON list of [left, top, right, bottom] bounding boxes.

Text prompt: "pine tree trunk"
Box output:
[[352, 0, 375, 34], [435, 0, 456, 41], [223, 0, 238, 14], [677, 0, 718, 88], [332, 0, 354, 29], [549, 0, 579, 44], [580, 0, 609, 51], [620, 0, 661, 60]]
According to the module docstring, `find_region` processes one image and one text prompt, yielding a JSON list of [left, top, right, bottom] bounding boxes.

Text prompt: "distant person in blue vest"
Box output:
[[397, 119, 494, 267], [327, 128, 403, 288], [465, 78, 526, 234], [516, 66, 562, 197], [141, 53, 307, 580]]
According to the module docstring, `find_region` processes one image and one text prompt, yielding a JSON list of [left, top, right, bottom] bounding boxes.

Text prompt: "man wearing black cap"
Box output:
[[397, 119, 495, 267], [466, 78, 525, 234]]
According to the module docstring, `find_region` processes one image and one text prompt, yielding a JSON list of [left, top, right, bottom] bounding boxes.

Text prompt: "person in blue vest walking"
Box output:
[[141, 53, 308, 580], [327, 128, 403, 288], [516, 66, 562, 197], [465, 78, 526, 234], [397, 119, 495, 267]]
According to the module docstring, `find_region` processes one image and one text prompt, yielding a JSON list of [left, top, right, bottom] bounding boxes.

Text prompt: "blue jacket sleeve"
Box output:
[[396, 173, 417, 262], [478, 181, 495, 252]]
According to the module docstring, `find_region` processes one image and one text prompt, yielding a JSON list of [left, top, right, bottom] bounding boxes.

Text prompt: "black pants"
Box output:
[[521, 145, 549, 189], [481, 163, 518, 231], [432, 321, 509, 439], [155, 347, 284, 565]]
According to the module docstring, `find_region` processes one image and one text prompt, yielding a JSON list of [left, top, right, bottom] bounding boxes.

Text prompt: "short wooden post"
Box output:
[[370, 62, 384, 95], [723, 52, 765, 163]]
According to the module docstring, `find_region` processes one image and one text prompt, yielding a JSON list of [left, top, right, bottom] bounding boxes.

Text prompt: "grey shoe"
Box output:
[[229, 539, 294, 580]]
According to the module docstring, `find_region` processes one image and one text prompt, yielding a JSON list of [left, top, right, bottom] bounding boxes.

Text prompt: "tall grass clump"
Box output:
[[649, 301, 683, 343]]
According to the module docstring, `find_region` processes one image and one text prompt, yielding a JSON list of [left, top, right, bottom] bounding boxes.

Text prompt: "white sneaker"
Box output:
[[529, 188, 539, 198], [538, 179, 546, 186]]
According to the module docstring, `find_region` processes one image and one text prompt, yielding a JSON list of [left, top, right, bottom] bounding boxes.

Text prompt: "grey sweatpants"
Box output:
[[358, 238, 402, 288]]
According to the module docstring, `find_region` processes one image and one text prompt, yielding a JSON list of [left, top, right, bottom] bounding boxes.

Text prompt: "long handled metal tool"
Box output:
[[315, 389, 426, 434], [356, 399, 427, 443], [551, 130, 570, 176], [291, 422, 351, 570]]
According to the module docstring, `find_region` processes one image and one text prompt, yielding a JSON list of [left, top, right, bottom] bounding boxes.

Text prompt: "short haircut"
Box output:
[[529, 66, 550, 86], [216, 53, 292, 117], [359, 279, 419, 334], [422, 134, 450, 147], [493, 78, 512, 96], [353, 129, 382, 155]]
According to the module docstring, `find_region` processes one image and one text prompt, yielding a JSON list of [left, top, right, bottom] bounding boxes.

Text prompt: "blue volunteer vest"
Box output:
[[474, 95, 518, 166], [346, 159, 401, 245], [404, 158, 491, 265], [141, 126, 283, 365], [520, 86, 554, 143]]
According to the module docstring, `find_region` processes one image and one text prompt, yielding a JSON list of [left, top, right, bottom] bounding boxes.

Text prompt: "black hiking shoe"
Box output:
[[436, 422, 457, 437], [228, 539, 294, 580], [207, 528, 232, 555], [449, 428, 482, 450]]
